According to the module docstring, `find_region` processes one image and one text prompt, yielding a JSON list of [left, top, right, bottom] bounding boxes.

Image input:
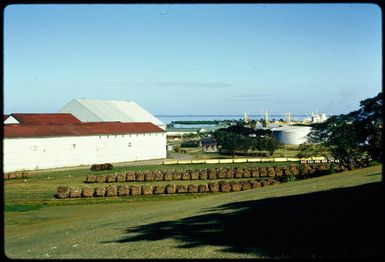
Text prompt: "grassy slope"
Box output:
[[4, 165, 383, 259]]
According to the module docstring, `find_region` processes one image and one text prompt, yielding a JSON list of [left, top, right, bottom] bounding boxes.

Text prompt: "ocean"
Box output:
[[156, 115, 309, 125]]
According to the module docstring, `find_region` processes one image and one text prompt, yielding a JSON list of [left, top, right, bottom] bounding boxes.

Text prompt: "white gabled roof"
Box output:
[[58, 99, 165, 128]]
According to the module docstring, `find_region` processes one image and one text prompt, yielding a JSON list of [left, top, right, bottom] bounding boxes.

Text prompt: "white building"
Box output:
[[4, 122, 166, 172], [58, 98, 166, 129], [271, 125, 312, 145]]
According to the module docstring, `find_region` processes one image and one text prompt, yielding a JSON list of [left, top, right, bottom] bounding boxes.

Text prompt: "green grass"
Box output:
[[4, 165, 382, 259]]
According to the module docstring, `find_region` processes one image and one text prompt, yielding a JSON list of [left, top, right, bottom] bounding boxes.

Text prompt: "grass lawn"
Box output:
[[4, 165, 383, 259]]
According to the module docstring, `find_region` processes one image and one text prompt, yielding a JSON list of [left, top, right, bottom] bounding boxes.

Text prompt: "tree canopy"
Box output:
[[304, 92, 382, 169]]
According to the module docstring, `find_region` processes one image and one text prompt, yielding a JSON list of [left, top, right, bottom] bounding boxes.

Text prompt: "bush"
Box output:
[[126, 172, 136, 182], [85, 175, 96, 183], [141, 185, 153, 195], [164, 173, 173, 181], [198, 184, 209, 193], [57, 186, 70, 199], [153, 185, 165, 194], [94, 187, 106, 197], [106, 174, 116, 183], [116, 174, 126, 182], [82, 187, 94, 197], [249, 180, 261, 189], [231, 182, 242, 192], [145, 173, 155, 181], [176, 185, 187, 194], [241, 181, 252, 191], [191, 171, 200, 180], [130, 186, 141, 196], [208, 182, 219, 192], [117, 185, 130, 196], [165, 184, 176, 194], [105, 185, 118, 197], [219, 181, 231, 192], [69, 186, 81, 198], [187, 184, 198, 193], [96, 176, 106, 183]]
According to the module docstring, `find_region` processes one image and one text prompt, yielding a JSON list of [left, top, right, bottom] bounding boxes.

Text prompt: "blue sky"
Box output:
[[4, 4, 382, 115]]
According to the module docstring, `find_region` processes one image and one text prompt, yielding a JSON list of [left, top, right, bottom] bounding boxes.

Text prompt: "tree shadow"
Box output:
[[104, 182, 383, 259]]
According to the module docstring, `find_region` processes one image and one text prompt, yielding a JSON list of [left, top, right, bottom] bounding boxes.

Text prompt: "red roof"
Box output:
[[9, 113, 82, 125], [4, 122, 165, 138], [4, 115, 9, 120]]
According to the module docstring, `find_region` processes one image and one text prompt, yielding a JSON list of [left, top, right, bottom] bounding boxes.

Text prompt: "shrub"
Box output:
[[117, 185, 130, 196], [145, 173, 155, 181], [96, 176, 106, 183], [176, 185, 187, 194], [136, 173, 145, 182], [182, 173, 191, 180], [94, 187, 106, 197], [165, 184, 176, 194], [141, 185, 153, 195], [208, 172, 217, 180], [243, 170, 251, 178], [105, 185, 118, 197], [231, 182, 242, 192], [164, 173, 173, 181], [187, 184, 198, 193], [126, 172, 136, 182], [208, 182, 219, 192], [251, 170, 259, 178], [191, 171, 200, 180], [82, 187, 94, 197], [57, 186, 70, 199], [85, 175, 96, 183], [198, 184, 209, 193], [69, 186, 81, 198], [130, 186, 141, 196], [249, 180, 261, 189], [106, 174, 116, 183], [329, 163, 336, 174], [259, 170, 267, 177], [154, 173, 164, 181], [219, 181, 231, 192], [241, 181, 252, 191], [199, 172, 208, 180], [116, 174, 126, 182], [217, 171, 226, 179], [173, 171, 182, 180], [153, 185, 165, 194]]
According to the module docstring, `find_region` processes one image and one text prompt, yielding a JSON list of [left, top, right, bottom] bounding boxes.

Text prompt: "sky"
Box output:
[[3, 3, 382, 116]]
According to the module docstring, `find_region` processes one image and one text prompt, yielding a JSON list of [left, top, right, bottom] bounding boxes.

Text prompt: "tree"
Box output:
[[303, 92, 382, 169]]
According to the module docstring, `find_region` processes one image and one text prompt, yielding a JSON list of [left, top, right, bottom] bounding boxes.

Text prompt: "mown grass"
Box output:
[[4, 165, 382, 259], [4, 161, 298, 208]]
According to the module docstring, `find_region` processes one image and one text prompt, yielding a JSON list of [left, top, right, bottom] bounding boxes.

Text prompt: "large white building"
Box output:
[[58, 98, 166, 129], [4, 120, 166, 172]]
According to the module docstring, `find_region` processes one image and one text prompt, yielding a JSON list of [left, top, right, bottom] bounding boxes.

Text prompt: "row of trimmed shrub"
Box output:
[[90, 163, 113, 171], [56, 179, 279, 199], [4, 170, 30, 180], [84, 164, 346, 183]]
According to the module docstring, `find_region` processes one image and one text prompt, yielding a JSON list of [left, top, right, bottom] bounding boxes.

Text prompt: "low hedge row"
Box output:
[[4, 170, 31, 180], [84, 163, 345, 183], [56, 179, 279, 199]]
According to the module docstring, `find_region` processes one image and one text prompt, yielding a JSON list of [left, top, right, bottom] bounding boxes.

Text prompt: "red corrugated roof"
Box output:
[[4, 122, 165, 138], [10, 113, 82, 124]]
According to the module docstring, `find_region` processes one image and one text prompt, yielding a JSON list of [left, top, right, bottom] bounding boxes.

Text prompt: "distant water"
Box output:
[[156, 115, 308, 125]]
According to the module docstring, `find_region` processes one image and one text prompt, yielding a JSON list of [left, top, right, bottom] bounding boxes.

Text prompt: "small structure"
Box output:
[[200, 138, 218, 152]]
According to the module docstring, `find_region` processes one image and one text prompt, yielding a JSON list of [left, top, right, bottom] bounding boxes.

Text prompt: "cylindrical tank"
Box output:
[[272, 126, 312, 145]]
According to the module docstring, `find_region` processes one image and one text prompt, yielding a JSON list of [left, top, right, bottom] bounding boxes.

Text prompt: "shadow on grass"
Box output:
[[105, 182, 383, 259]]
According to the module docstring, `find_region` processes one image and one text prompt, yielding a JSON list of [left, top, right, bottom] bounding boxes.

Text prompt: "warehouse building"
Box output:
[[58, 98, 166, 129], [4, 121, 166, 172]]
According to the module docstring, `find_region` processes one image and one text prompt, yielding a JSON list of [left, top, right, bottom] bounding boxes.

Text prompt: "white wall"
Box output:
[[3, 132, 166, 172]]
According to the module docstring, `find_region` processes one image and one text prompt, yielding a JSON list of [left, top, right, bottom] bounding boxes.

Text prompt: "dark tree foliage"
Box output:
[[214, 125, 279, 157], [305, 92, 382, 169]]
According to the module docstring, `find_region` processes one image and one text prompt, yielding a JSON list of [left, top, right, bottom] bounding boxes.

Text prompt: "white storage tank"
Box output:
[[272, 125, 312, 145]]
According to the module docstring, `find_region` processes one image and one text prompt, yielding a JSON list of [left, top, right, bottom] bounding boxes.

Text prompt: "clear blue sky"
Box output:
[[4, 3, 382, 116]]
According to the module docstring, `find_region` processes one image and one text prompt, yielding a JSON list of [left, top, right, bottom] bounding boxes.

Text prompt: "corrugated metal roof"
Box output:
[[9, 113, 82, 125], [58, 99, 164, 126], [4, 122, 165, 138]]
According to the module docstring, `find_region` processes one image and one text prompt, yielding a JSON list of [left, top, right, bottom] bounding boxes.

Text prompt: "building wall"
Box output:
[[4, 132, 166, 172], [272, 127, 311, 145]]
